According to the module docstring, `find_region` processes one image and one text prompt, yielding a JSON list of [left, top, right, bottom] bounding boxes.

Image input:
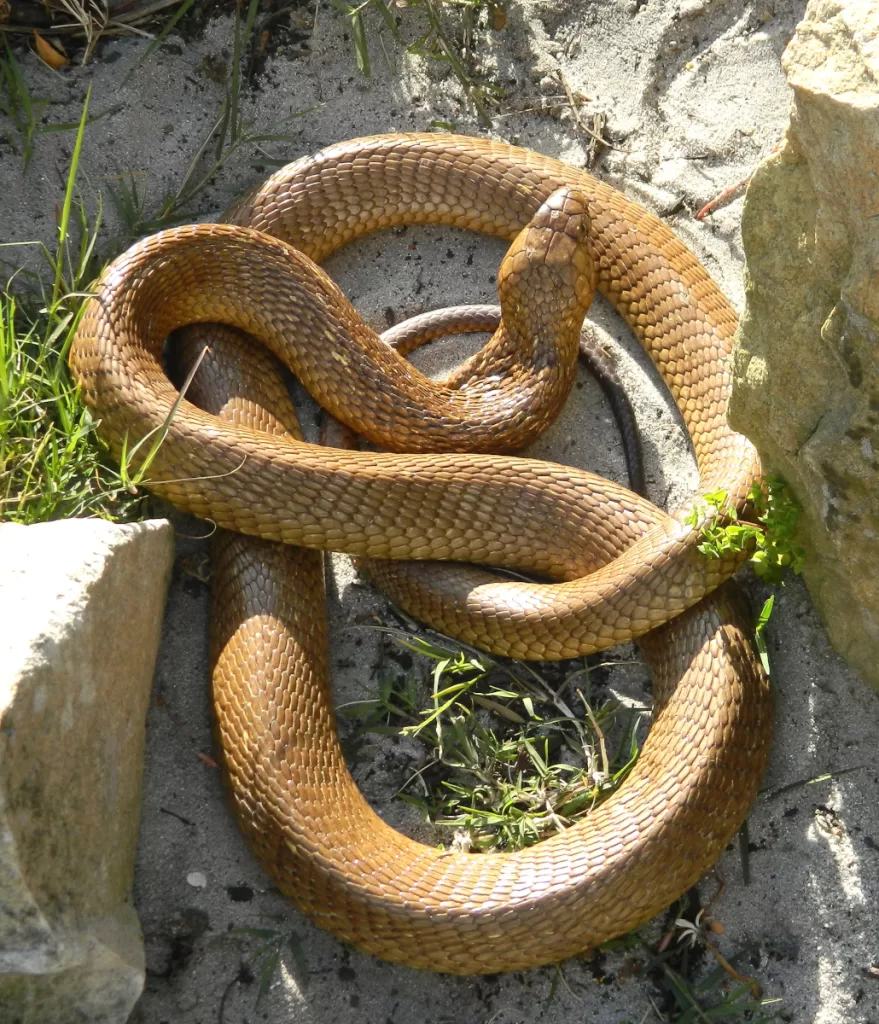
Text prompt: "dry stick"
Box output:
[[558, 70, 630, 155], [703, 939, 762, 997], [695, 174, 752, 220], [696, 139, 784, 219]]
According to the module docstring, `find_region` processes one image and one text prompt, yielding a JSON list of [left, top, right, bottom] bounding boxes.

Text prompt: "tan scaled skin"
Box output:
[[69, 138, 760, 656], [171, 312, 772, 976], [69, 136, 774, 972]]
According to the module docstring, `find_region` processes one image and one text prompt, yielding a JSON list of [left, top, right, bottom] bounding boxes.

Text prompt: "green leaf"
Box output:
[[230, 927, 280, 940], [286, 932, 309, 987], [256, 946, 281, 1005]]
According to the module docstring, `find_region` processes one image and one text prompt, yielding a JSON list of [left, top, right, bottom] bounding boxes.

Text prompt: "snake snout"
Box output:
[[522, 188, 591, 252], [535, 185, 591, 237]]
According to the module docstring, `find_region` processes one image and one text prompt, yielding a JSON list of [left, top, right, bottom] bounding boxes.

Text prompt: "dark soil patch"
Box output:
[[3, 1, 315, 79]]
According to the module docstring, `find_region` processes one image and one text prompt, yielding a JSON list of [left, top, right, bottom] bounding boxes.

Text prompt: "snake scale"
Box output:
[[70, 134, 774, 974]]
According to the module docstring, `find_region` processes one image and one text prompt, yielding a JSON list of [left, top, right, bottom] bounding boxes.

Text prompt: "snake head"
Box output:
[[497, 187, 597, 350]]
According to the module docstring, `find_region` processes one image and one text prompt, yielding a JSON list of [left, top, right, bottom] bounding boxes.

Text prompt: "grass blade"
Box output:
[[53, 84, 91, 307]]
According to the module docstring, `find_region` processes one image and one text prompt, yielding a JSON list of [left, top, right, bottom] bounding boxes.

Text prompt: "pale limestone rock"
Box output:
[[729, 0, 879, 691], [0, 519, 174, 1023]]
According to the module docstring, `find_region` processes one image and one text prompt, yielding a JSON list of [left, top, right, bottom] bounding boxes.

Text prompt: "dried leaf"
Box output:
[[33, 30, 69, 70]]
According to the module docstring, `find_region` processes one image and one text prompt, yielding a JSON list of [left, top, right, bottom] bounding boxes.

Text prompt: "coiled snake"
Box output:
[[70, 134, 774, 974]]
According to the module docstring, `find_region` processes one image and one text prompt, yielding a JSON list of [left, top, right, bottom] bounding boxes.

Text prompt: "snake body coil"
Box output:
[[70, 134, 774, 973]]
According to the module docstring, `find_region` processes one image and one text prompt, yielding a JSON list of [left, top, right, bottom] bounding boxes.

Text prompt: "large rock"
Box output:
[[0, 519, 174, 1023], [729, 0, 879, 691]]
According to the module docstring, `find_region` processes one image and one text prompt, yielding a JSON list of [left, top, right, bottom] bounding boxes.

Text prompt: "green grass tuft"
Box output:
[[331, 0, 503, 124], [0, 89, 145, 525], [342, 629, 645, 852]]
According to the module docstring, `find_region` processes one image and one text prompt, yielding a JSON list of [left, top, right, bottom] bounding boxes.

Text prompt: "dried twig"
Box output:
[[558, 70, 629, 157]]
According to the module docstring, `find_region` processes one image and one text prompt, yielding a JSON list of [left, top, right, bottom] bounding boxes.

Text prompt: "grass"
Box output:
[[336, 625, 785, 1018], [1, 3, 302, 523], [655, 963, 782, 1023], [331, 0, 504, 124], [227, 921, 309, 1009], [342, 629, 645, 852], [107, 0, 304, 244], [0, 42, 124, 168], [0, 88, 146, 523], [0, 46, 47, 168], [2, 2, 198, 62], [47, 1, 114, 63], [599, 898, 784, 1023]]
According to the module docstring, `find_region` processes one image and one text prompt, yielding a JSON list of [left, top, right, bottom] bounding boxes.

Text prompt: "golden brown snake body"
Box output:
[[69, 134, 774, 973]]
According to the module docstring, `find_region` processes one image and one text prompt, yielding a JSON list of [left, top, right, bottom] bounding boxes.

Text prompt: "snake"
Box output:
[[69, 134, 774, 974]]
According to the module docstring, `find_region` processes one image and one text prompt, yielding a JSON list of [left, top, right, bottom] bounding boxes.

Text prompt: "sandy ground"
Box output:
[[4, 1, 879, 1021]]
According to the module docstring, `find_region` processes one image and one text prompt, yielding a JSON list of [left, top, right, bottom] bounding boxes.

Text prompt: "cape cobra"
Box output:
[[69, 134, 774, 974]]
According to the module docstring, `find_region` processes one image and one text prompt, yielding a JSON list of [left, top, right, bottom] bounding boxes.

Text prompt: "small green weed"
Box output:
[[659, 963, 782, 1023], [754, 595, 774, 675], [686, 476, 805, 584], [0, 42, 122, 169], [0, 291, 128, 523], [0, 45, 47, 168], [604, 905, 784, 1023], [342, 630, 645, 851], [3, 4, 304, 525], [123, 0, 199, 81]]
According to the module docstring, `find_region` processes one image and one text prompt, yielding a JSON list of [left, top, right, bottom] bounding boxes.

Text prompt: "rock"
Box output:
[[0, 519, 174, 1023], [729, 0, 879, 691]]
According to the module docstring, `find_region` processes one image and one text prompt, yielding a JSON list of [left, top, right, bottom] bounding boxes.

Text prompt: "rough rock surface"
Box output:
[[0, 519, 174, 1023], [730, 0, 879, 690]]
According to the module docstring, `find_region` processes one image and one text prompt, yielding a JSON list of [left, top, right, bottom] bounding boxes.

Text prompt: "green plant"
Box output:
[[331, 0, 503, 124], [686, 476, 805, 584], [658, 962, 782, 1023], [2, 3, 310, 525], [754, 595, 774, 675], [107, 0, 304, 243], [342, 630, 645, 851], [0, 88, 146, 523], [123, 0, 199, 81], [0, 45, 46, 167], [605, 914, 784, 1023], [0, 42, 123, 168]]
